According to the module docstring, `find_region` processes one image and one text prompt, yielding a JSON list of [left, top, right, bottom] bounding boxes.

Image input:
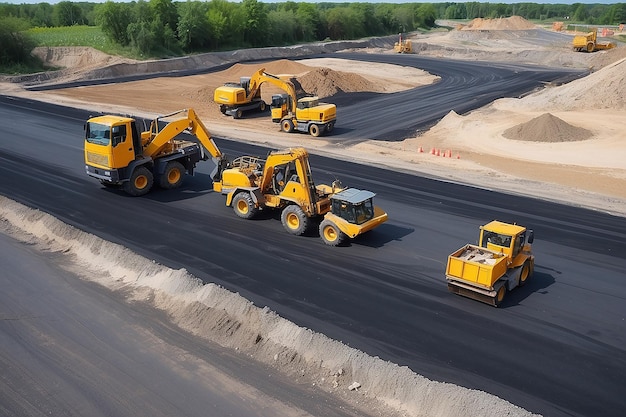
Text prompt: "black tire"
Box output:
[[281, 119, 294, 133], [219, 105, 227, 114], [234, 109, 243, 119], [281, 205, 309, 236], [319, 219, 347, 246], [586, 42, 594, 53], [494, 285, 507, 307], [123, 166, 153, 196], [309, 124, 321, 137], [519, 260, 532, 287], [159, 161, 185, 189], [259, 101, 267, 112], [232, 192, 257, 219], [326, 122, 334, 133]]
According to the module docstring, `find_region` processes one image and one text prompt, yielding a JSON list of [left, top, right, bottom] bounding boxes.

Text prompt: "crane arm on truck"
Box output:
[[142, 108, 228, 180]]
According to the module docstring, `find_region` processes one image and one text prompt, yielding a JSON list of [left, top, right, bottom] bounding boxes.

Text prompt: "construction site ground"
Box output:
[[2, 17, 626, 217], [2, 17, 626, 417]]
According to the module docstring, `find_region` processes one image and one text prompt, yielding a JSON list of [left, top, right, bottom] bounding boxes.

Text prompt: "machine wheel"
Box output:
[[519, 261, 532, 287], [123, 166, 153, 196], [309, 124, 322, 137], [586, 42, 594, 53], [494, 285, 507, 307], [281, 205, 309, 236], [326, 122, 334, 133], [281, 119, 294, 133], [319, 219, 347, 246], [234, 109, 243, 119], [259, 101, 267, 112], [219, 105, 227, 114], [232, 192, 258, 219], [159, 161, 185, 189]]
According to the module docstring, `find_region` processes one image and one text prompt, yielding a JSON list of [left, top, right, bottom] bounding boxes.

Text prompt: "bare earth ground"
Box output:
[[1, 17, 625, 417], [2, 19, 625, 216]]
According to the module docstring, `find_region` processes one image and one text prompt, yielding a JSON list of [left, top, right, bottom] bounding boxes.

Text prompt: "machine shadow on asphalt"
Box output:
[[498, 270, 556, 308], [350, 223, 413, 248]]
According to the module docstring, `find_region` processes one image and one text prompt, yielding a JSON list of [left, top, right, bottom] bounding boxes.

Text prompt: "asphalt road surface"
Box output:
[[1, 59, 625, 417], [0, 232, 370, 417]]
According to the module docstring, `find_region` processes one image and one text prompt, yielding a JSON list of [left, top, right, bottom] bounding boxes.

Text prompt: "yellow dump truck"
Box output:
[[572, 28, 616, 52], [446, 221, 534, 307]]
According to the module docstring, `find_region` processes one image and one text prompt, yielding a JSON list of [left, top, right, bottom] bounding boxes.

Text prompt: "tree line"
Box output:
[[2, 1, 626, 67]]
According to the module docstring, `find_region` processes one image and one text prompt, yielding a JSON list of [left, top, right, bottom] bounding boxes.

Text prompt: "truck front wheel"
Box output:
[[124, 166, 153, 196], [309, 124, 321, 137], [319, 219, 347, 246], [232, 192, 257, 219], [281, 119, 294, 133], [160, 161, 185, 189]]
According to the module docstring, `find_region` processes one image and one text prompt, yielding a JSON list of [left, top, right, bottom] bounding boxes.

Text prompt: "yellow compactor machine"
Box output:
[[446, 221, 535, 307], [572, 28, 616, 52]]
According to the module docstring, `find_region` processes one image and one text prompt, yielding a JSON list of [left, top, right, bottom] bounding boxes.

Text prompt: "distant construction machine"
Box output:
[[572, 27, 616, 52], [213, 147, 387, 246], [84, 108, 227, 196], [445, 221, 535, 307], [393, 33, 412, 53], [214, 68, 337, 137]]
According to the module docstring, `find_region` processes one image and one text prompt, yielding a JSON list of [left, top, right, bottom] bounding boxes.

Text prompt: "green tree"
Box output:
[[268, 9, 296, 45], [572, 4, 588, 22], [54, 1, 86, 26], [295, 2, 319, 41], [0, 16, 36, 67], [178, 0, 210, 50], [416, 3, 436, 28], [242, 0, 267, 47], [150, 0, 178, 36], [96, 1, 132, 46]]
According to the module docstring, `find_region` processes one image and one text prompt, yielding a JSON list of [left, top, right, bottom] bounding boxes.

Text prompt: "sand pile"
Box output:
[[460, 16, 536, 31], [503, 113, 593, 142], [502, 57, 626, 111], [220, 60, 311, 80], [295, 67, 377, 97]]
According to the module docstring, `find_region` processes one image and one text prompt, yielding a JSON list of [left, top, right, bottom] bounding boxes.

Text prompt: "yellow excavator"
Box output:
[[84, 108, 228, 196], [393, 33, 412, 53], [213, 147, 387, 245], [214, 68, 337, 137]]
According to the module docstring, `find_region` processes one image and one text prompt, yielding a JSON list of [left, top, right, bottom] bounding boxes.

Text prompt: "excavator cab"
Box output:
[[330, 189, 376, 225]]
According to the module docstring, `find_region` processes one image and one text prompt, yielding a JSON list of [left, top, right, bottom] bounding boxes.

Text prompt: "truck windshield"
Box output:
[[332, 198, 374, 225], [86, 122, 111, 145], [482, 231, 512, 248]]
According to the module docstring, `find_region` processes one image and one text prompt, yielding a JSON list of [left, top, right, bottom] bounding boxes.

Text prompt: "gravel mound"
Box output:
[[503, 113, 593, 142]]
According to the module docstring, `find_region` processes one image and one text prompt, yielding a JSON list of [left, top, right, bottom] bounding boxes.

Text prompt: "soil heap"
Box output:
[[460, 16, 537, 31], [503, 113, 593, 142]]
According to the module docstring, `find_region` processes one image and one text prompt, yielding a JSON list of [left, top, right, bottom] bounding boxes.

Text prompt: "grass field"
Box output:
[[27, 25, 134, 57]]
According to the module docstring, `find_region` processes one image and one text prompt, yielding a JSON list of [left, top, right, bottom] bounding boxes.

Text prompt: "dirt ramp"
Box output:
[[503, 113, 593, 142]]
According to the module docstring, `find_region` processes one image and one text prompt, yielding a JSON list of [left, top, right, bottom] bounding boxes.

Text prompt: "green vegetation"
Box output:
[[1, 1, 625, 75]]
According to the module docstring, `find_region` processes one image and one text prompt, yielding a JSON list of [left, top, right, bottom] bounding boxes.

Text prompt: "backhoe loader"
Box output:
[[84, 108, 228, 196], [572, 28, 615, 52], [214, 68, 337, 137], [213, 147, 387, 245]]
